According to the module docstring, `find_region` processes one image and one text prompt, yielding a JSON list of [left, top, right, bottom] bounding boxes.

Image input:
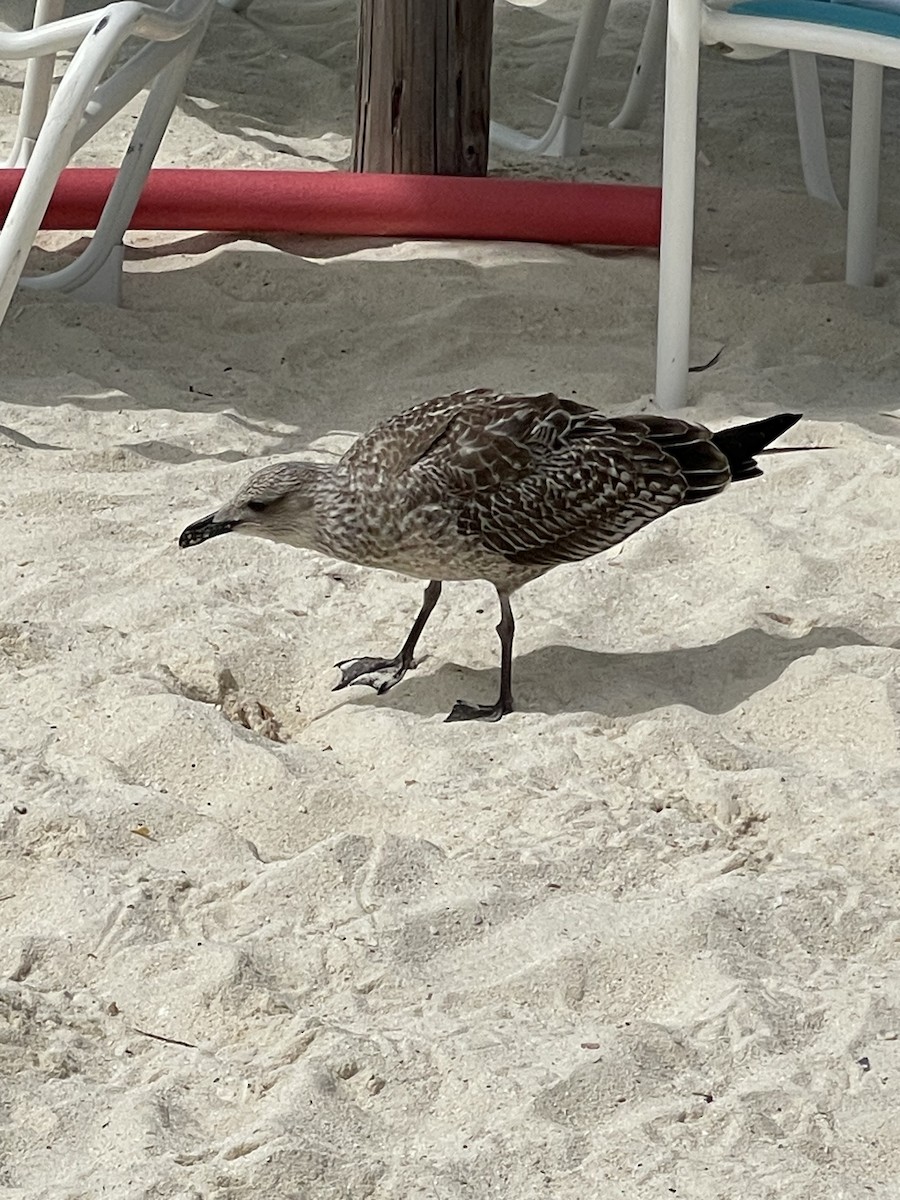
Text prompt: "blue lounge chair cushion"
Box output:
[[730, 0, 900, 36]]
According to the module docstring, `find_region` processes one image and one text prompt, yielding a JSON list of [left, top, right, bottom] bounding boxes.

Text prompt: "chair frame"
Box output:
[[490, 0, 668, 155], [0, 0, 216, 325], [490, 0, 838, 205], [655, 0, 899, 409]]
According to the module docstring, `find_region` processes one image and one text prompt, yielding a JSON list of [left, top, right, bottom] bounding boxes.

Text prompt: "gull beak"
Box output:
[[178, 513, 238, 548]]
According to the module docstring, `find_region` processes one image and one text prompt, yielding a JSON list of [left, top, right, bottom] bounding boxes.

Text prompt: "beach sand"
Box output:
[[2, 2, 900, 1196]]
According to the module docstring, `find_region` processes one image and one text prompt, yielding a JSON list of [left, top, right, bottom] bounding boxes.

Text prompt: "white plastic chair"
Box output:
[[491, 0, 837, 204], [655, 0, 900, 409], [491, 0, 616, 155], [0, 0, 216, 326], [5, 0, 252, 171], [491, 0, 671, 155]]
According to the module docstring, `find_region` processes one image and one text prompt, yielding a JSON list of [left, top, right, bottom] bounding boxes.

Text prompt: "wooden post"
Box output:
[[353, 0, 493, 176]]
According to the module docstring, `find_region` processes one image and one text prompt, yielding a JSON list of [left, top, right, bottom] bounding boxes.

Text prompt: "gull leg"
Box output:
[[334, 580, 442, 694], [446, 590, 515, 723]]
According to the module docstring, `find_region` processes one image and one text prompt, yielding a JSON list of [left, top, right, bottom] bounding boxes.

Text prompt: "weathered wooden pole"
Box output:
[[353, 0, 493, 176]]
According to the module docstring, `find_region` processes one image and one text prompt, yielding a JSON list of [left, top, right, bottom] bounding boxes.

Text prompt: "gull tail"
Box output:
[[712, 412, 802, 483]]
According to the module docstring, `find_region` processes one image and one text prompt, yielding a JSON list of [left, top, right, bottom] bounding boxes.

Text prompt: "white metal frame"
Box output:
[[655, 0, 900, 410], [491, 0, 620, 155], [0, 0, 216, 326], [490, 0, 837, 204]]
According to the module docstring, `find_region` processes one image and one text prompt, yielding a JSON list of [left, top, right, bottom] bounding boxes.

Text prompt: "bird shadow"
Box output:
[[339, 624, 879, 721]]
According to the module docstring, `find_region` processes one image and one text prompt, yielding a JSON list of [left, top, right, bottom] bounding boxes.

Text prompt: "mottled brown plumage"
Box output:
[[180, 389, 801, 722]]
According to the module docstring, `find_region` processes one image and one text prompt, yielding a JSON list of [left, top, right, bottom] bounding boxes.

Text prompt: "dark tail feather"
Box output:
[[712, 413, 802, 482]]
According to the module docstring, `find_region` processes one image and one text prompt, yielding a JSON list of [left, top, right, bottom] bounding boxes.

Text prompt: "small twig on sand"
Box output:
[[689, 347, 723, 373], [130, 1026, 197, 1049]]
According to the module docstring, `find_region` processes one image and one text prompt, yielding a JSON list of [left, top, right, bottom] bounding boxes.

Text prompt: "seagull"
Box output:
[[179, 389, 801, 722]]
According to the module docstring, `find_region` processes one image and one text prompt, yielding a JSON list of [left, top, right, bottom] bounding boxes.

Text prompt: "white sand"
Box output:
[[3, 2, 900, 1196]]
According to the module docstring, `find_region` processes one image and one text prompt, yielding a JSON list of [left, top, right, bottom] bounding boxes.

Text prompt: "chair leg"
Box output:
[[0, 2, 215, 324], [0, 9, 125, 326], [5, 0, 67, 168], [490, 0, 611, 157], [789, 51, 839, 207], [846, 59, 882, 288], [24, 17, 213, 303], [655, 0, 702, 411], [609, 0, 667, 131]]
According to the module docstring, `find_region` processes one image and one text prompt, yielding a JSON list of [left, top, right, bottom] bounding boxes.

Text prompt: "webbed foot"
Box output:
[[333, 655, 413, 695], [444, 697, 513, 723]]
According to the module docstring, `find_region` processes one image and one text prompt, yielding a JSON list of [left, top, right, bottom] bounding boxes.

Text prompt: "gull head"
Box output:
[[179, 461, 327, 551]]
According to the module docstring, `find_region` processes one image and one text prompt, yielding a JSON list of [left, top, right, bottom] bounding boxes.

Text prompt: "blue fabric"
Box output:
[[730, 0, 900, 36]]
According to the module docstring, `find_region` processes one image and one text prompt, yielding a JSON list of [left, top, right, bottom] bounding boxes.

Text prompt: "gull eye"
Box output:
[[246, 499, 268, 512]]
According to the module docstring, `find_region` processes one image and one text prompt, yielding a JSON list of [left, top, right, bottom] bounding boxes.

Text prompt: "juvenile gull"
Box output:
[[179, 389, 801, 722]]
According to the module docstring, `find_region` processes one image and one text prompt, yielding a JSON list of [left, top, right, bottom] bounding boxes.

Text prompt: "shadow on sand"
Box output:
[[335, 623, 878, 721]]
